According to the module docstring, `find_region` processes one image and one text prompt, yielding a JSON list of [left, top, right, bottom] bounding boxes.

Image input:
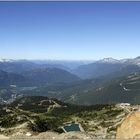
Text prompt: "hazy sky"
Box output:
[[0, 2, 140, 60]]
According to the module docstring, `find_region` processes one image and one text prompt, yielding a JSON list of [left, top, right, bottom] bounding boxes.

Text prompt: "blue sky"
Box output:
[[0, 2, 140, 60]]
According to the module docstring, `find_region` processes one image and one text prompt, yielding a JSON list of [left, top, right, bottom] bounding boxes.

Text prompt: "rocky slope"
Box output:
[[116, 111, 140, 139]]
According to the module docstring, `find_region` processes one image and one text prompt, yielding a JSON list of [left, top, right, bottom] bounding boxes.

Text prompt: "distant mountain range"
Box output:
[[0, 57, 140, 78], [0, 68, 80, 87], [0, 57, 140, 105], [22, 68, 80, 86], [0, 59, 93, 73], [73, 57, 140, 79]]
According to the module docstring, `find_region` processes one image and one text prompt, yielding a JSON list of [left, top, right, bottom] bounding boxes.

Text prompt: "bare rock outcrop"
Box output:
[[116, 111, 140, 139]]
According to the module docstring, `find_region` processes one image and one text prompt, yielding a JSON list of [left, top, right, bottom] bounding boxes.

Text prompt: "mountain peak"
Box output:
[[135, 56, 140, 60], [131, 56, 140, 66], [0, 58, 14, 63], [98, 57, 120, 63]]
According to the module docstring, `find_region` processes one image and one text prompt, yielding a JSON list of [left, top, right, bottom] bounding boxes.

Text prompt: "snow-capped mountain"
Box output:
[[96, 56, 140, 66], [119, 56, 140, 66], [130, 56, 140, 66], [97, 57, 120, 64], [0, 58, 14, 63]]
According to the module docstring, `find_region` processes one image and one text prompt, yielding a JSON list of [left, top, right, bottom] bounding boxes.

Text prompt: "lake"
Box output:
[[63, 123, 81, 132]]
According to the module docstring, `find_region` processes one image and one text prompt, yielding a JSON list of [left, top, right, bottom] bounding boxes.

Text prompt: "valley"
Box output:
[[1, 57, 140, 105]]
